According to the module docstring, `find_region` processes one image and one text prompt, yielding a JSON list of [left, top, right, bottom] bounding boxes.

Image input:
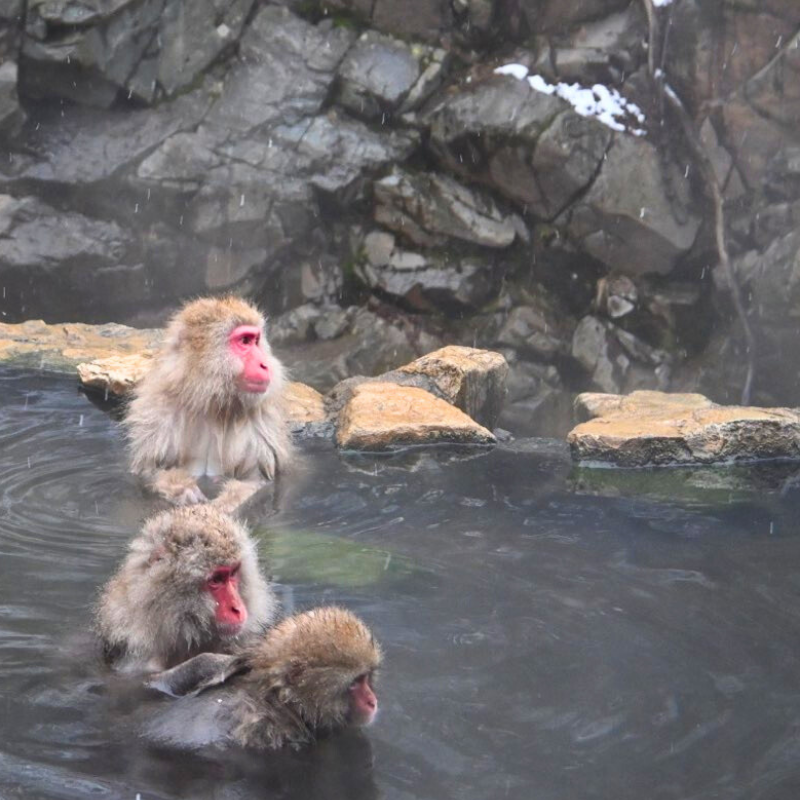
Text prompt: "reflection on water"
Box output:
[[3, 369, 800, 799]]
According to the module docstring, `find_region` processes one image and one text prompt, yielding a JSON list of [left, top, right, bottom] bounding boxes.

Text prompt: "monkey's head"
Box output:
[[164, 296, 284, 410], [251, 607, 382, 730], [131, 505, 260, 641]]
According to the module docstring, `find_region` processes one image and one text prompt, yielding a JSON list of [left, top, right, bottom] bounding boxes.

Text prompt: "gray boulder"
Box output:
[[358, 230, 498, 311], [426, 72, 611, 220], [561, 135, 701, 276], [337, 31, 421, 119], [0, 195, 143, 321], [20, 0, 255, 106], [374, 168, 523, 249], [495, 305, 571, 361]]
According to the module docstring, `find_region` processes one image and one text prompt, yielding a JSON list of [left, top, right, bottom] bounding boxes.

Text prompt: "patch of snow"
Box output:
[[494, 63, 530, 81], [527, 74, 556, 95], [652, 0, 674, 6], [493, 64, 647, 136]]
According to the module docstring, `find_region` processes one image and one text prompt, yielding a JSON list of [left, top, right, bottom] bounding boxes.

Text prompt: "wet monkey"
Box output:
[[95, 505, 277, 672], [126, 296, 292, 508], [147, 607, 381, 750]]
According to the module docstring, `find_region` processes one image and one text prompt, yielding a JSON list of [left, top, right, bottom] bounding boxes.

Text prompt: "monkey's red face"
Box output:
[[348, 674, 378, 726], [206, 562, 247, 636], [229, 325, 271, 393]]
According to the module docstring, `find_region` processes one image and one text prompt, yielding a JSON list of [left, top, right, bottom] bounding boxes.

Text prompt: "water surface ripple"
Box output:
[[2, 370, 800, 799]]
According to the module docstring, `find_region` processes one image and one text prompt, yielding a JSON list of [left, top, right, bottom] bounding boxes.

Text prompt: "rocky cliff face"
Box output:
[[1, 0, 799, 434]]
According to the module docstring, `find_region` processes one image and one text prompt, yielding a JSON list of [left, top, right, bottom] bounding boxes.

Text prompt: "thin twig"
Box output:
[[641, 0, 755, 404]]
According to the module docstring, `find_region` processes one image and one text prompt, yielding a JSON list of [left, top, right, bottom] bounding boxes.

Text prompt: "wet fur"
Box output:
[[147, 607, 382, 750], [95, 505, 277, 673], [125, 296, 293, 505]]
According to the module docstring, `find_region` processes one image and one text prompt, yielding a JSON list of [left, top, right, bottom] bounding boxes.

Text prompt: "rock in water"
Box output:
[[568, 390, 800, 466], [336, 383, 495, 450]]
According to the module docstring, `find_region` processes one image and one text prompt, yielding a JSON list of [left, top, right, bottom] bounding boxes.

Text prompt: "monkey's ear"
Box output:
[[146, 653, 248, 698]]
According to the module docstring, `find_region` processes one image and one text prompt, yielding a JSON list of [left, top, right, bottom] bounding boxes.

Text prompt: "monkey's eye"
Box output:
[[239, 334, 255, 346], [349, 674, 367, 691], [209, 571, 227, 586]]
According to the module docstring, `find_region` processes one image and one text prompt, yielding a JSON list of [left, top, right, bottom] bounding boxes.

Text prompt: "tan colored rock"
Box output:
[[0, 320, 161, 374], [283, 382, 327, 425], [336, 382, 495, 450], [77, 353, 153, 396], [397, 345, 508, 428], [574, 390, 714, 422], [568, 390, 800, 466]]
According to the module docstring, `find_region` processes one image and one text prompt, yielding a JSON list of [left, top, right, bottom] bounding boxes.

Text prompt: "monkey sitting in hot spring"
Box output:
[[145, 606, 382, 751], [125, 296, 293, 510], [95, 504, 278, 673], [95, 506, 382, 750]]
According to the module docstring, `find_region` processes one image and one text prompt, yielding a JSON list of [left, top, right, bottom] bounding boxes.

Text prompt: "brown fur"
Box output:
[[95, 505, 277, 673], [147, 607, 382, 750], [125, 296, 293, 506]]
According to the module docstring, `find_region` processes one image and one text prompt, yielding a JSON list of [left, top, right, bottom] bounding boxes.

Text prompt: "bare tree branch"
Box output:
[[641, 0, 755, 404]]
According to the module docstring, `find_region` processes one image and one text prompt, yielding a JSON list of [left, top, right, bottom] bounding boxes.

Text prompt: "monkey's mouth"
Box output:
[[240, 379, 270, 394], [217, 621, 246, 638]]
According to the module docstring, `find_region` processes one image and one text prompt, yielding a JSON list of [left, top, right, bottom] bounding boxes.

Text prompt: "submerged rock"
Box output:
[[336, 382, 495, 450], [568, 390, 800, 467]]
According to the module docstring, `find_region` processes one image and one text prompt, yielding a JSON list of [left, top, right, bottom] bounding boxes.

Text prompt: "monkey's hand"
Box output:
[[152, 469, 208, 506], [211, 479, 262, 514]]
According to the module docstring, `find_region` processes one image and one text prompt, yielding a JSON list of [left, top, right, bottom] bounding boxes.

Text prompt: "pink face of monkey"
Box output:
[[206, 562, 248, 636], [349, 674, 378, 726], [228, 325, 271, 394]]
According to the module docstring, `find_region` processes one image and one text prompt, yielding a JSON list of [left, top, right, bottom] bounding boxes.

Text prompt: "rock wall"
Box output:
[[1, 0, 799, 434]]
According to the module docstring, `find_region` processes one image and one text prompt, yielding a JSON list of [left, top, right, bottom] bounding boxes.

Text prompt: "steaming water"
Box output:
[[3, 369, 800, 799]]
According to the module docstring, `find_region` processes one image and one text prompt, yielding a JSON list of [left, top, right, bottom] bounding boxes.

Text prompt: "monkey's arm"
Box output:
[[211, 479, 265, 514], [147, 652, 247, 697], [149, 468, 208, 506]]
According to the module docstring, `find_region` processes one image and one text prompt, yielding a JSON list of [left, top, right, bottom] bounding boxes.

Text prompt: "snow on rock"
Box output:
[[493, 64, 646, 136], [493, 63, 530, 81]]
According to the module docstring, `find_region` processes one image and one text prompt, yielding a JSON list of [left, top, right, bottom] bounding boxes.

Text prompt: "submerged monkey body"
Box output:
[[126, 296, 292, 506], [147, 607, 382, 750]]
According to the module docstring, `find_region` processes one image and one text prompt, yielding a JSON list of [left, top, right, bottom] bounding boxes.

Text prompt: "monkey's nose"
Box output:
[[366, 697, 376, 709], [231, 604, 243, 618]]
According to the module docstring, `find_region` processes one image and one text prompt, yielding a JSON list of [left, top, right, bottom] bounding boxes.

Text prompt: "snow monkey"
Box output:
[[95, 505, 277, 673], [146, 606, 382, 750], [126, 295, 292, 508]]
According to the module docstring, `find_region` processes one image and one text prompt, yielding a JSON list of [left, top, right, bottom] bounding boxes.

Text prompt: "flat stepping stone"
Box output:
[[336, 382, 495, 450], [568, 390, 800, 466], [0, 320, 160, 373]]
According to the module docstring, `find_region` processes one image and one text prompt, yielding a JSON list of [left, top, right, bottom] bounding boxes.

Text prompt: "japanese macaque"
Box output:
[[126, 295, 292, 508], [95, 505, 277, 673], [146, 607, 381, 750]]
